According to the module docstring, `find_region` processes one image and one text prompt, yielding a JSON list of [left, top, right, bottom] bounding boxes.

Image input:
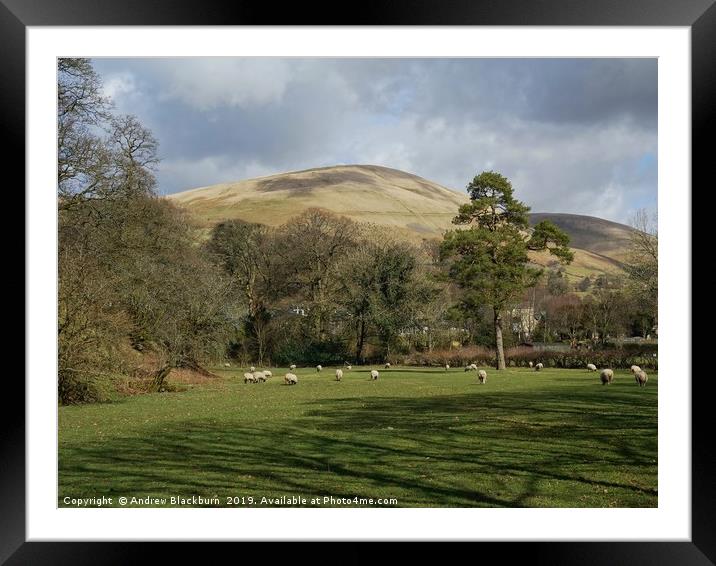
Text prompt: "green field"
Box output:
[[58, 367, 657, 508]]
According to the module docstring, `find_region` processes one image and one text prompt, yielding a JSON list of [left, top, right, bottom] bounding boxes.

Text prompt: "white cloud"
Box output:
[[155, 59, 295, 111], [102, 71, 137, 101]]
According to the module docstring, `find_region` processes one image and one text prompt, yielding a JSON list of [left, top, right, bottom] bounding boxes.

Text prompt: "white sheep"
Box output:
[[223, 362, 231, 367], [316, 365, 322, 372], [346, 365, 352, 370], [243, 372, 256, 384], [528, 361, 533, 368], [477, 369, 487, 384], [250, 366, 256, 372], [634, 369, 648, 387], [263, 370, 273, 378], [600, 368, 614, 385], [384, 362, 391, 369], [371, 370, 379, 380], [290, 364, 297, 370], [335, 369, 343, 381], [284, 372, 298, 385], [534, 363, 544, 371], [253, 371, 267, 383], [586, 363, 597, 372], [445, 364, 450, 371], [630, 365, 641, 374], [464, 363, 477, 372]]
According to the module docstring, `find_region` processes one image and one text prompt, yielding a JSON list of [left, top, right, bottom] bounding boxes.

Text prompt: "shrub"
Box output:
[[403, 346, 495, 367], [504, 347, 658, 370], [58, 369, 116, 404]]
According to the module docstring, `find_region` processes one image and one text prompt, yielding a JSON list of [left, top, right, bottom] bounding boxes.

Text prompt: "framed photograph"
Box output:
[[8, 0, 709, 562]]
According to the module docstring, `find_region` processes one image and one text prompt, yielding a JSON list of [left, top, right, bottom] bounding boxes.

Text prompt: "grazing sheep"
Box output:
[[284, 372, 298, 385], [243, 372, 256, 384], [528, 361, 533, 368], [384, 362, 391, 369], [253, 371, 267, 383], [477, 369, 487, 384], [371, 370, 379, 380], [250, 366, 256, 372], [335, 369, 343, 381], [630, 365, 641, 374], [634, 369, 648, 387], [223, 362, 231, 367], [346, 365, 352, 370], [600, 369, 614, 385], [445, 364, 450, 371], [586, 363, 597, 372], [464, 363, 478, 372], [290, 364, 296, 370], [263, 370, 272, 378], [316, 365, 322, 372], [534, 363, 544, 371]]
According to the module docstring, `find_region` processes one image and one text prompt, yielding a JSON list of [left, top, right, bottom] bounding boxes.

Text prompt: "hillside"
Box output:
[[168, 164, 466, 239], [168, 164, 633, 279], [529, 212, 636, 264]]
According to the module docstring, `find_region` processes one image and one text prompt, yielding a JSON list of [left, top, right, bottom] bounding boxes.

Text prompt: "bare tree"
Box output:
[[625, 208, 658, 333]]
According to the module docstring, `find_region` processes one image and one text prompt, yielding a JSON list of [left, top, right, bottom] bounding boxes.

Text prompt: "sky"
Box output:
[[93, 57, 657, 224]]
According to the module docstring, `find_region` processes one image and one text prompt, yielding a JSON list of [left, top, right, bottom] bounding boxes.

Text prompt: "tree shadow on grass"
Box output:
[[59, 384, 657, 508]]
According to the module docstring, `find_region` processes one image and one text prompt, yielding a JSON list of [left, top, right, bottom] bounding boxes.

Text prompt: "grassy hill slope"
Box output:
[[168, 165, 633, 279]]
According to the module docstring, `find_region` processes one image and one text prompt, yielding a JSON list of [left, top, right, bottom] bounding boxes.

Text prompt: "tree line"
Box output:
[[57, 59, 658, 404]]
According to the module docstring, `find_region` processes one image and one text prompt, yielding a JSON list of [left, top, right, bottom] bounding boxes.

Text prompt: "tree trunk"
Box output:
[[151, 364, 172, 391], [355, 318, 366, 361], [494, 309, 506, 370]]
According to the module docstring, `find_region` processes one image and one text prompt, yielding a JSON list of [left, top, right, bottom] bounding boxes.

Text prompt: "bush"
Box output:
[[272, 338, 348, 366], [58, 369, 115, 404], [504, 347, 658, 370], [402, 346, 495, 367]]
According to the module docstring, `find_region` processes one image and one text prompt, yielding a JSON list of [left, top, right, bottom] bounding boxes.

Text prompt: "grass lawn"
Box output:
[[58, 366, 657, 508]]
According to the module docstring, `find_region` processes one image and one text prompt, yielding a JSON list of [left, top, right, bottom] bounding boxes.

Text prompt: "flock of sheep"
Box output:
[[594, 364, 649, 387], [229, 360, 649, 387]]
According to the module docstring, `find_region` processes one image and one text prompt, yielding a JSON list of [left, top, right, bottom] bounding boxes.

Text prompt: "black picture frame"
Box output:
[[5, 1, 709, 563]]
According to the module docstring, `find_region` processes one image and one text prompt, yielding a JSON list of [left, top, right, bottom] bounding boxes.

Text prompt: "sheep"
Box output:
[[477, 369, 487, 384], [534, 363, 544, 371], [528, 361, 533, 368], [445, 364, 450, 371], [290, 364, 296, 370], [370, 370, 379, 380], [253, 371, 267, 383], [586, 363, 597, 372], [316, 365, 322, 372], [630, 365, 641, 374], [634, 369, 648, 387], [250, 366, 256, 372], [223, 362, 231, 368], [600, 369, 614, 385], [346, 365, 352, 370], [384, 362, 391, 369], [464, 363, 477, 372], [335, 369, 343, 381], [243, 372, 256, 384], [263, 370, 273, 378], [284, 372, 298, 385]]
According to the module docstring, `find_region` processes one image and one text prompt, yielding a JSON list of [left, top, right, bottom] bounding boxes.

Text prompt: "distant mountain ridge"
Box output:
[[167, 164, 635, 279]]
